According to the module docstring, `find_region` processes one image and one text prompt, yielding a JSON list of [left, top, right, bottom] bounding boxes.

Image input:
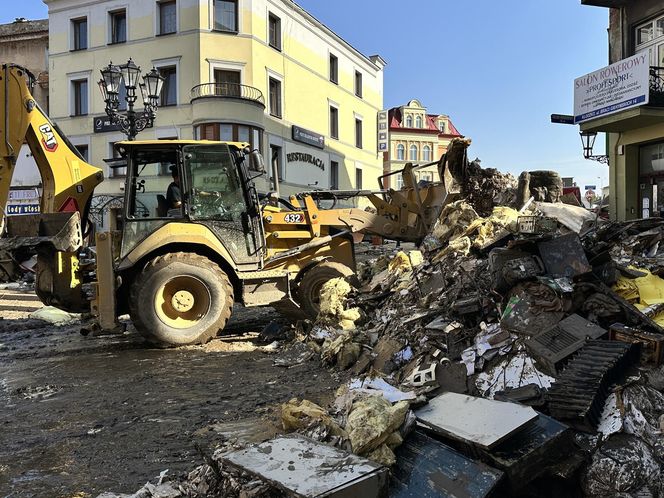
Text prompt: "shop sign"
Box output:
[[8, 188, 39, 201], [286, 151, 325, 171], [6, 204, 40, 216], [377, 111, 389, 152], [574, 53, 650, 124], [94, 116, 122, 133], [292, 125, 325, 149]]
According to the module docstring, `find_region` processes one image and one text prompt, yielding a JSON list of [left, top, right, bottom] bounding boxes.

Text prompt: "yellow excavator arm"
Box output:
[[0, 64, 103, 221], [0, 64, 104, 309]]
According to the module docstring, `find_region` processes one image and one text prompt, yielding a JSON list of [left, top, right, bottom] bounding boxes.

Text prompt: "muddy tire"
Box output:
[[129, 252, 234, 346], [298, 261, 356, 320]]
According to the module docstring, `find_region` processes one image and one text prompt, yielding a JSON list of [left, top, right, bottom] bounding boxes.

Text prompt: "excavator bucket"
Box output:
[[0, 212, 83, 253]]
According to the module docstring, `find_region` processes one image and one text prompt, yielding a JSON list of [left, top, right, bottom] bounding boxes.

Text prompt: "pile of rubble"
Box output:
[[98, 168, 664, 498], [263, 192, 664, 495]]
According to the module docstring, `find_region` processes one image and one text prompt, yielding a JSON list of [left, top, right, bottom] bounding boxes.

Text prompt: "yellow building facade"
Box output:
[[44, 0, 385, 212], [382, 100, 462, 189]]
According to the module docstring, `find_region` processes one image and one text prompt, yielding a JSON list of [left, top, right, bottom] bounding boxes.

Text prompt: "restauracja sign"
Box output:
[[286, 152, 325, 171]]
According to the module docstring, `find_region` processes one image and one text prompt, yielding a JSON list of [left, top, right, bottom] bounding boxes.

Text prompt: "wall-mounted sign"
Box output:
[[8, 188, 39, 201], [377, 110, 389, 153], [94, 116, 122, 133], [574, 53, 650, 124], [550, 114, 574, 125], [6, 204, 40, 216], [286, 152, 325, 171], [292, 125, 325, 149]]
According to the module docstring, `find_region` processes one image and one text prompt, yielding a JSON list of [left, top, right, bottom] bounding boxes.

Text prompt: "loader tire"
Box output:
[[298, 261, 356, 320], [129, 252, 234, 346]]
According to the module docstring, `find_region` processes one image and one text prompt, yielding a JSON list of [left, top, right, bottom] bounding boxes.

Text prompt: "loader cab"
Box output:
[[117, 140, 265, 264]]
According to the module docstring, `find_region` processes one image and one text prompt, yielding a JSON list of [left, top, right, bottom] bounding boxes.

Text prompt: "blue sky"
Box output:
[[2, 0, 610, 191]]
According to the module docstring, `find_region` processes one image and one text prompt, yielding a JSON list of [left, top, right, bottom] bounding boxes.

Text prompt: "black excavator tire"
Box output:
[[297, 261, 356, 320], [129, 252, 233, 346]]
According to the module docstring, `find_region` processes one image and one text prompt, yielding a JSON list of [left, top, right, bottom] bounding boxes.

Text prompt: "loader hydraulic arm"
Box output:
[[0, 64, 103, 222]]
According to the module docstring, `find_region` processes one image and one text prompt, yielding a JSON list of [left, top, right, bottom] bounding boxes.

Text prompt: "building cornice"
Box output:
[[282, 0, 385, 72]]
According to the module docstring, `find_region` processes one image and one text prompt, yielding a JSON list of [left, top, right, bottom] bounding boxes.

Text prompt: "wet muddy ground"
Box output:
[[0, 289, 340, 497]]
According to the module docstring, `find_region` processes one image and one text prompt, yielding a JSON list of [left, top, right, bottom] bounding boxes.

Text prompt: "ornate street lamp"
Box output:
[[580, 131, 609, 165], [98, 58, 165, 140]]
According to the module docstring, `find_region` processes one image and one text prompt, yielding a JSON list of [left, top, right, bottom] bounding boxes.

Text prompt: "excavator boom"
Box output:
[[0, 64, 103, 220]]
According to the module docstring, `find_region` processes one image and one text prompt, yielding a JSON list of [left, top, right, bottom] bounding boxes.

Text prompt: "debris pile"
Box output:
[[277, 187, 664, 495]]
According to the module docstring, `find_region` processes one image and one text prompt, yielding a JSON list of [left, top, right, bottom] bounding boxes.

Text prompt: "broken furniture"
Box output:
[[221, 435, 388, 497], [608, 323, 664, 366]]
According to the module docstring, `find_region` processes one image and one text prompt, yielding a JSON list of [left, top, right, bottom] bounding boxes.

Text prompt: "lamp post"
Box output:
[[579, 131, 609, 165], [99, 58, 164, 140]]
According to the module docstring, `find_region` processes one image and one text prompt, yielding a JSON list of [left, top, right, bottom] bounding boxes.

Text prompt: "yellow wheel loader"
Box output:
[[1, 64, 459, 346]]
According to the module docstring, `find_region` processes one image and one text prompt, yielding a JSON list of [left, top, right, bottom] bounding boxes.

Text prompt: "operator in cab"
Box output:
[[167, 165, 181, 206], [166, 165, 183, 216]]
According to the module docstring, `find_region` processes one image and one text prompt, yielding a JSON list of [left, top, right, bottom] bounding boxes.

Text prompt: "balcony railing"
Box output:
[[650, 66, 664, 107], [191, 83, 265, 107]]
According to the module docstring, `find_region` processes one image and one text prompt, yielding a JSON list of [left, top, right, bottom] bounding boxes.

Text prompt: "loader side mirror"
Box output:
[[248, 150, 266, 174]]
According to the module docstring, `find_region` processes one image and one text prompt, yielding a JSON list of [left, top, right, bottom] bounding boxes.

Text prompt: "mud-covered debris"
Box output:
[[345, 395, 410, 465], [281, 398, 346, 441], [221, 435, 388, 497], [582, 434, 661, 497], [318, 278, 360, 330]]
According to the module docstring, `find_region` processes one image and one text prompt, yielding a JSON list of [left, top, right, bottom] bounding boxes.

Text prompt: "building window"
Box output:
[[72, 17, 87, 50], [355, 118, 362, 149], [194, 123, 263, 150], [439, 121, 445, 133], [396, 144, 405, 160], [214, 0, 238, 32], [109, 142, 126, 177], [355, 167, 363, 190], [269, 77, 282, 118], [330, 106, 339, 139], [635, 15, 664, 66], [159, 1, 177, 35], [409, 144, 418, 161], [415, 116, 423, 128], [329, 54, 338, 84], [158, 66, 177, 106], [405, 115, 413, 127], [330, 161, 339, 189], [214, 69, 241, 96], [354, 71, 362, 98], [110, 9, 127, 44], [270, 144, 283, 182], [75, 144, 89, 161], [72, 79, 88, 116], [423, 145, 431, 162], [268, 12, 281, 50], [396, 173, 404, 190]]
